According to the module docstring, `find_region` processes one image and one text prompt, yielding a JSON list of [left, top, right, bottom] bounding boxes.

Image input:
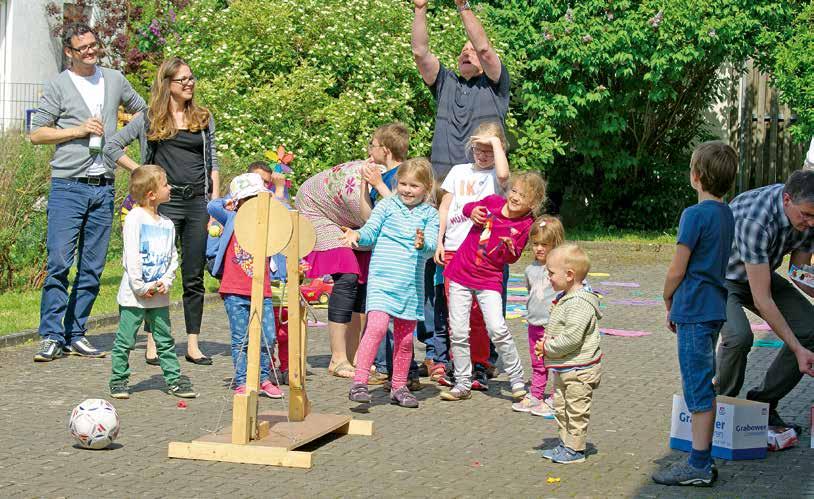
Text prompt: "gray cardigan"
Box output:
[[104, 112, 219, 178], [31, 67, 146, 179]]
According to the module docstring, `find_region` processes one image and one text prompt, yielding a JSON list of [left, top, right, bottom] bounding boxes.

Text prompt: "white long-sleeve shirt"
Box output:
[[117, 206, 178, 308]]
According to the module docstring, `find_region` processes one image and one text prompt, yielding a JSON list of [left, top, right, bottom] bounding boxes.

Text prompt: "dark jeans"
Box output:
[[158, 195, 208, 334], [717, 274, 814, 410], [39, 179, 114, 345]]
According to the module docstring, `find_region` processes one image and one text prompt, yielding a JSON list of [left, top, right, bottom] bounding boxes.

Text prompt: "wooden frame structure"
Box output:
[[168, 193, 372, 468]]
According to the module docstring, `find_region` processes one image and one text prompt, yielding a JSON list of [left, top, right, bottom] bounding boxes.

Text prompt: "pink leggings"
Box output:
[[528, 324, 549, 399], [353, 311, 417, 391]]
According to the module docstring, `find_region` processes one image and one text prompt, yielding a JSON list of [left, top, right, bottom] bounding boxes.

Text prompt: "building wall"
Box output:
[[1, 0, 61, 83]]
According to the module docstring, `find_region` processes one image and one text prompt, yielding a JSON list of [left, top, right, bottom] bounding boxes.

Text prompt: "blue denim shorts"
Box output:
[[676, 321, 723, 413]]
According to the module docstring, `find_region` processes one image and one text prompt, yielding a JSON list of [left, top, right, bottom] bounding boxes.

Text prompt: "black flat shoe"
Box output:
[[145, 352, 160, 366], [185, 354, 212, 365]]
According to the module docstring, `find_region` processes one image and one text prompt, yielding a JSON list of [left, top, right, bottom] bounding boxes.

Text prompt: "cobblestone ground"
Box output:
[[0, 245, 811, 498]]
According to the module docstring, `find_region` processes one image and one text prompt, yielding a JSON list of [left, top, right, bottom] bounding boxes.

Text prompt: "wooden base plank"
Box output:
[[168, 441, 312, 468], [334, 419, 374, 436], [193, 411, 353, 451]]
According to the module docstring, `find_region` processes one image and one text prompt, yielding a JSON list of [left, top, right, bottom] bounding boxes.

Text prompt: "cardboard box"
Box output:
[[669, 394, 769, 460]]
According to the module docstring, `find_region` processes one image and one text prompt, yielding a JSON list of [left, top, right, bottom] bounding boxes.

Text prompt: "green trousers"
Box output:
[[110, 306, 181, 387]]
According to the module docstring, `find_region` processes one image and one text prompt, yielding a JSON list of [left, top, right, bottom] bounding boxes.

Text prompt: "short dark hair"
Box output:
[[62, 23, 97, 48], [247, 161, 273, 174], [690, 141, 738, 198], [783, 169, 814, 205]]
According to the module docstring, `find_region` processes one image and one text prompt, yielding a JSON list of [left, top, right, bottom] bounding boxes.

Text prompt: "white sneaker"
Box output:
[[511, 394, 540, 413], [531, 397, 555, 418]]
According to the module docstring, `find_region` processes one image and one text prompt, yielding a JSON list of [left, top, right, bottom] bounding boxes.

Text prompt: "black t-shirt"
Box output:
[[428, 63, 511, 178], [152, 129, 208, 187]]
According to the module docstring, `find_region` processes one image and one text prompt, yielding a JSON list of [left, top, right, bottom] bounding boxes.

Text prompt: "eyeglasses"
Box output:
[[68, 42, 98, 54], [170, 76, 196, 86]]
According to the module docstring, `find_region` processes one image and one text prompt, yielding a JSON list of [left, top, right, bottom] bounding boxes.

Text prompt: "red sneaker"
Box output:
[[260, 380, 284, 399]]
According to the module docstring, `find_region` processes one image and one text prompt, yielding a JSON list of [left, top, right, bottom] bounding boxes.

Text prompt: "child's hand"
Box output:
[[534, 338, 545, 359], [415, 228, 425, 250], [470, 206, 488, 225], [362, 163, 383, 188], [155, 281, 168, 295], [225, 198, 238, 211], [434, 241, 445, 265], [665, 311, 676, 333], [141, 283, 158, 298], [340, 226, 360, 248], [271, 172, 286, 188]]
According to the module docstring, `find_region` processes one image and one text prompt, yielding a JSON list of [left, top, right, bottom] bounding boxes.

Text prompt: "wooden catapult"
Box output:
[[168, 193, 373, 468]]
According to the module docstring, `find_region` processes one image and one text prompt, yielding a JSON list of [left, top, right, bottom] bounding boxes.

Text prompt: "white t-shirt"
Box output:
[[67, 67, 106, 175], [117, 207, 178, 308], [440, 162, 503, 251]]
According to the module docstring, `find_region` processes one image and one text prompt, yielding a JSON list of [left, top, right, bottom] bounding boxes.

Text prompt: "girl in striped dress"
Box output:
[[341, 158, 440, 408]]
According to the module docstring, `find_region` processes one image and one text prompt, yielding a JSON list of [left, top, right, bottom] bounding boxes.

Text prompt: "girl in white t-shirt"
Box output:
[[432, 121, 510, 388]]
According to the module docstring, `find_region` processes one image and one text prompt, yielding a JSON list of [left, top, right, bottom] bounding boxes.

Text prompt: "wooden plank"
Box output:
[[767, 90, 779, 184], [195, 411, 352, 450], [333, 419, 375, 436], [736, 61, 753, 193], [287, 210, 310, 422], [780, 103, 791, 180], [753, 72, 767, 187], [168, 441, 312, 469]]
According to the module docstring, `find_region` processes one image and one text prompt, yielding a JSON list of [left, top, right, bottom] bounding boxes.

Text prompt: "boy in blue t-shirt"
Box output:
[[652, 141, 738, 487]]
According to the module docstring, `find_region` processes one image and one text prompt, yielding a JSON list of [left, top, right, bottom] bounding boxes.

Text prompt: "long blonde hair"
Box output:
[[147, 57, 210, 141]]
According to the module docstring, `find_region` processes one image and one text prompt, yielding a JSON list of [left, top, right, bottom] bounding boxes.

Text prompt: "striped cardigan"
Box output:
[[358, 196, 439, 320], [543, 288, 603, 369]]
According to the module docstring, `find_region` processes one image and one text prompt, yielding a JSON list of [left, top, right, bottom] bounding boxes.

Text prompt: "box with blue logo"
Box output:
[[669, 394, 769, 460]]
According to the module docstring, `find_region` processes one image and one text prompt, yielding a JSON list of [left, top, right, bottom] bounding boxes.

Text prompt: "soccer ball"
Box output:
[[68, 399, 120, 450]]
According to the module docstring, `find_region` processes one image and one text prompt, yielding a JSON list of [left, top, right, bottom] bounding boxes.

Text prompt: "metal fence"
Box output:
[[0, 82, 43, 132]]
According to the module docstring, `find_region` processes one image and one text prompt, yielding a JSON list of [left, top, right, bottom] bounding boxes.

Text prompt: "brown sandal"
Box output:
[[328, 361, 355, 378]]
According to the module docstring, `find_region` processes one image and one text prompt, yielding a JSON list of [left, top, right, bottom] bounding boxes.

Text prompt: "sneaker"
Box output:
[[471, 369, 489, 391], [348, 382, 371, 403], [437, 373, 455, 387], [260, 380, 283, 399], [767, 409, 803, 436], [530, 397, 555, 419], [168, 375, 199, 398], [34, 339, 63, 362], [440, 384, 472, 401], [652, 460, 714, 486], [390, 386, 419, 408], [64, 337, 106, 358], [541, 444, 564, 460], [110, 382, 130, 399], [367, 371, 389, 386], [407, 378, 424, 392], [550, 445, 586, 464], [510, 381, 528, 400], [511, 394, 541, 413]]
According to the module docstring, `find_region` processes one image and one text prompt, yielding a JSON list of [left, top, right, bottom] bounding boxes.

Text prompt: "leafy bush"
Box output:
[[488, 0, 803, 228], [770, 2, 814, 141], [166, 0, 470, 187], [0, 134, 52, 290]]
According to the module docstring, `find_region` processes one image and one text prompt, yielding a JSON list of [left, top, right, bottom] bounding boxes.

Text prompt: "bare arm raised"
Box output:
[[412, 0, 440, 86], [455, 0, 502, 82]]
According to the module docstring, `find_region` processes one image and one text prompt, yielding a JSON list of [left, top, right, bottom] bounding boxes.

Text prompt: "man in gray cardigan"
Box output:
[[29, 23, 146, 362]]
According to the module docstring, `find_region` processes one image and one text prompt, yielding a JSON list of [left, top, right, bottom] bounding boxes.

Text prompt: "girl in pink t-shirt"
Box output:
[[440, 172, 547, 403]]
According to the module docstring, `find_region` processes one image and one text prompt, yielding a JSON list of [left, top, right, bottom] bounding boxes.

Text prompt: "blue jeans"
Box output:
[[224, 295, 277, 386], [39, 178, 114, 345], [677, 321, 723, 412]]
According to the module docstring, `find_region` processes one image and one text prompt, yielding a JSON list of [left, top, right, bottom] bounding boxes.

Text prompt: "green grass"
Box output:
[[568, 227, 677, 244], [0, 263, 221, 337]]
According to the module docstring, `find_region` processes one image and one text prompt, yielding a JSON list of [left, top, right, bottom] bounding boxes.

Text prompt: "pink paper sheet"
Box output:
[[599, 281, 641, 288], [600, 328, 651, 337]]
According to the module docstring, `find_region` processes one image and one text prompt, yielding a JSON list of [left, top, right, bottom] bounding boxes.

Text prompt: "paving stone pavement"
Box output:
[[0, 245, 811, 498]]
